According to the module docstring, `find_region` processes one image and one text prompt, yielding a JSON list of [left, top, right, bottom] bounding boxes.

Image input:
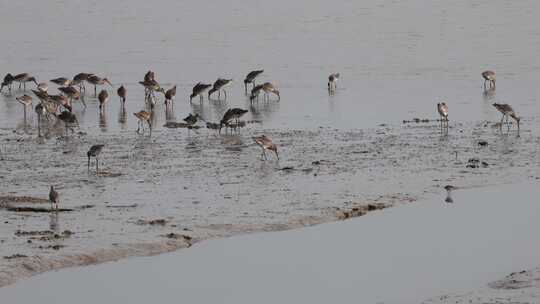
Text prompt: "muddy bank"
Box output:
[[424, 268, 540, 303], [2, 113, 540, 287]]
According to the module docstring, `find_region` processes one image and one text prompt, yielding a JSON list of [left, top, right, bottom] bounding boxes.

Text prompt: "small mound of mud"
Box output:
[[489, 269, 537, 290], [97, 171, 123, 178], [0, 195, 49, 205], [163, 122, 201, 129], [3, 254, 28, 260], [5, 206, 74, 213], [136, 219, 168, 226], [333, 203, 388, 220], [402, 118, 440, 124]]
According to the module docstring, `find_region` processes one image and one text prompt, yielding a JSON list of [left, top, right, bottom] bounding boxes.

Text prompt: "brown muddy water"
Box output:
[[2, 0, 540, 287]]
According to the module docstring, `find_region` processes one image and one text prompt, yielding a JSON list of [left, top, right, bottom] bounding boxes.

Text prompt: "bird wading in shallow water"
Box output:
[[87, 144, 105, 173], [134, 110, 152, 135], [437, 102, 449, 133], [244, 70, 263, 93], [328, 73, 340, 91], [190, 82, 212, 103], [492, 103, 520, 136], [482, 70, 496, 90], [253, 135, 279, 160], [49, 186, 59, 211], [209, 78, 233, 100]]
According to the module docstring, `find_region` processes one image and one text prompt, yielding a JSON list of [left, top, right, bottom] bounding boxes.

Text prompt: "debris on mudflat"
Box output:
[[279, 166, 295, 172], [3, 254, 28, 259], [39, 244, 65, 250], [136, 218, 168, 226], [106, 204, 138, 209], [477, 140, 488, 147], [402, 118, 437, 124], [163, 233, 193, 247], [466, 158, 489, 168], [333, 203, 388, 220], [163, 122, 202, 129]]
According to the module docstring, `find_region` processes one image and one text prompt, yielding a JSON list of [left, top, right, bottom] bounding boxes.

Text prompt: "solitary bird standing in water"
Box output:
[[117, 85, 127, 104], [492, 103, 520, 136], [134, 110, 152, 135], [87, 144, 105, 173], [98, 90, 109, 112], [437, 102, 449, 133], [190, 82, 212, 103], [328, 73, 340, 91], [244, 70, 264, 93], [482, 70, 496, 90], [49, 186, 59, 211], [253, 135, 279, 160], [208, 78, 233, 100], [444, 185, 456, 203]]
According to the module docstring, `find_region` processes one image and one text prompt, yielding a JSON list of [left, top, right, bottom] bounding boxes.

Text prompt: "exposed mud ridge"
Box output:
[[424, 267, 540, 303], [1, 116, 540, 288], [0, 239, 193, 288]]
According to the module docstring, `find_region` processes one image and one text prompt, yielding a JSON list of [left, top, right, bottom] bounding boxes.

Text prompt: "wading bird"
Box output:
[[98, 90, 109, 112], [37, 82, 48, 93], [58, 86, 84, 107], [87, 144, 105, 173], [220, 108, 248, 133], [250, 84, 264, 102], [253, 135, 279, 160], [57, 110, 78, 135], [35, 103, 46, 137], [482, 70, 496, 90], [261, 82, 280, 101], [16, 95, 33, 123], [0, 73, 14, 93], [72, 73, 92, 92], [49, 186, 59, 211], [50, 77, 72, 87], [444, 185, 456, 203], [87, 75, 112, 96], [328, 73, 340, 91], [437, 102, 449, 133], [244, 70, 263, 93], [190, 82, 212, 103], [492, 103, 520, 136], [117, 85, 126, 104], [13, 73, 38, 91], [208, 78, 233, 100], [164, 85, 176, 105], [134, 110, 152, 135]]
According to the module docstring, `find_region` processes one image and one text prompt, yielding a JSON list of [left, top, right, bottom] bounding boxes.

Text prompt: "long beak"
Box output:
[[106, 80, 113, 87], [275, 150, 279, 160]]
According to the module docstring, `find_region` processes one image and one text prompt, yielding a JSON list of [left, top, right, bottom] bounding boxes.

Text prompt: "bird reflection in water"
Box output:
[[99, 111, 108, 132]]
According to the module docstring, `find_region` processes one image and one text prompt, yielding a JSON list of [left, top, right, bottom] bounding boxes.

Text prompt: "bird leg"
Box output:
[[224, 90, 227, 100], [87, 156, 91, 171], [96, 157, 99, 174]]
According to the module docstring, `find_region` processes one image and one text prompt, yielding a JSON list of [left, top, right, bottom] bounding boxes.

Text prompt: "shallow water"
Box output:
[[2, 0, 540, 287]]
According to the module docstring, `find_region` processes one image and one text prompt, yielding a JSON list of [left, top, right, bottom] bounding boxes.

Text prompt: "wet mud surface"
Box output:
[[1, 87, 540, 287], [424, 268, 540, 303]]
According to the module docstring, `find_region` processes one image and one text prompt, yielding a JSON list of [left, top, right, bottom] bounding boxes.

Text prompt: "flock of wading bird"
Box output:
[[0, 69, 521, 210]]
